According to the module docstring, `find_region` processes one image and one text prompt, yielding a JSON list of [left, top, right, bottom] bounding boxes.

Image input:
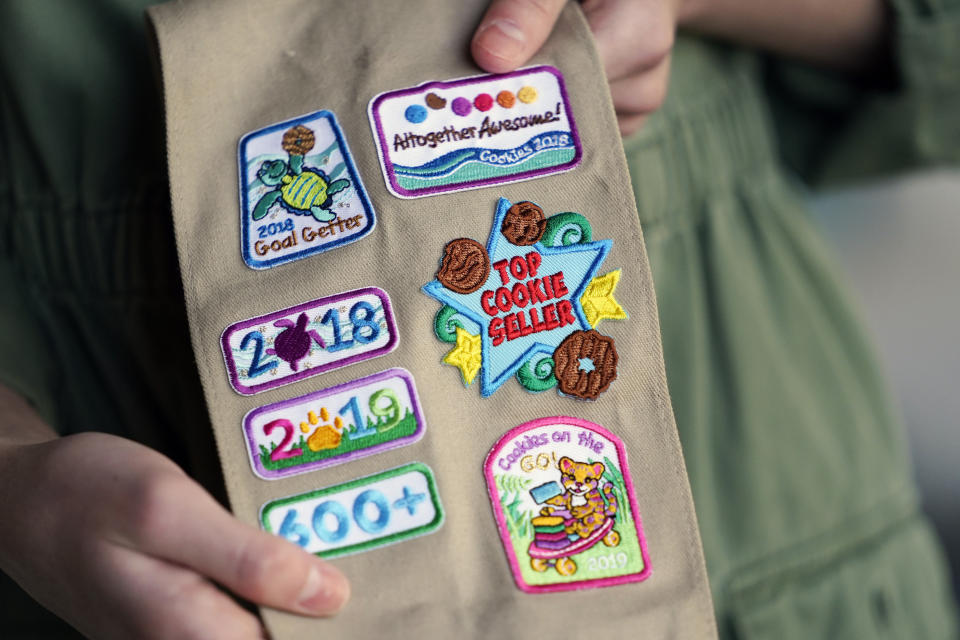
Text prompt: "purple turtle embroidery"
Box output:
[[266, 313, 325, 371]]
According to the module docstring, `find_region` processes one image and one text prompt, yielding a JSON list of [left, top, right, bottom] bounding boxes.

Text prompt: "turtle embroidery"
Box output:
[[265, 313, 325, 371], [252, 125, 351, 223]]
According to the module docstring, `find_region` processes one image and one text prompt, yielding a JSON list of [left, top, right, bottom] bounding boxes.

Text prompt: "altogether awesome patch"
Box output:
[[221, 287, 398, 395], [423, 198, 627, 400], [484, 417, 651, 593], [368, 66, 581, 198], [261, 462, 444, 558], [238, 110, 376, 269], [243, 368, 426, 479]]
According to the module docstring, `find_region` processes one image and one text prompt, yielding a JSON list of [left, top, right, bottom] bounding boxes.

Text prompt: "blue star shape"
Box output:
[[423, 198, 611, 397]]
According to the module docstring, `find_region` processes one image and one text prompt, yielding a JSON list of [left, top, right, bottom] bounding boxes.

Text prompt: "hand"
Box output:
[[0, 432, 349, 639], [471, 0, 685, 136]]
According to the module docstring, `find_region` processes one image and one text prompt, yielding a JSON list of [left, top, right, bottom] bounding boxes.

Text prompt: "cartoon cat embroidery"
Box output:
[[541, 457, 618, 539]]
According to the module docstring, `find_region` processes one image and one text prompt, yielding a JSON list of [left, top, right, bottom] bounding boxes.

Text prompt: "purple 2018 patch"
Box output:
[[220, 287, 399, 395], [368, 66, 582, 199], [243, 368, 426, 480]]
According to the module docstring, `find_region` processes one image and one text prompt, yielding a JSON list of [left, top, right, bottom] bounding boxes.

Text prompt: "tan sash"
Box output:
[[148, 0, 716, 636]]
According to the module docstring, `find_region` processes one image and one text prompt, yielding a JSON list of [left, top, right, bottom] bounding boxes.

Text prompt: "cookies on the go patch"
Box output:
[[437, 238, 491, 294], [281, 124, 316, 155], [552, 329, 618, 400], [501, 201, 546, 246]]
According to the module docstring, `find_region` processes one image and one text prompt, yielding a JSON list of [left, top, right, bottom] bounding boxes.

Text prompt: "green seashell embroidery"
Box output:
[[516, 355, 557, 392], [541, 212, 592, 247], [434, 305, 469, 343]]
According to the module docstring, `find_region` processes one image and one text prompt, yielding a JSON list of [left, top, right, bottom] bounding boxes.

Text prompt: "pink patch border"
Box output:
[[483, 416, 652, 593]]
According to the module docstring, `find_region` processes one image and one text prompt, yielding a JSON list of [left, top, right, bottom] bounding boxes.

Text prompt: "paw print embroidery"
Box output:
[[301, 406, 343, 451]]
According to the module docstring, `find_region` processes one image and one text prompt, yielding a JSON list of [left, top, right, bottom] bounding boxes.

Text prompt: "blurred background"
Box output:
[[810, 169, 960, 600]]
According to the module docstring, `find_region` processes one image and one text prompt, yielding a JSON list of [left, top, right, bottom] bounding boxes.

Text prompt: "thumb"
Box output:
[[471, 0, 568, 73], [113, 470, 350, 616]]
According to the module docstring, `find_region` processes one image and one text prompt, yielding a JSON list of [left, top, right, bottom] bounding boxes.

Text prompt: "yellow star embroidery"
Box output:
[[580, 269, 628, 327], [443, 326, 483, 385]]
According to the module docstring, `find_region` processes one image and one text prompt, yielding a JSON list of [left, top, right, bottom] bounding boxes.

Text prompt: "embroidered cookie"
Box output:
[[281, 124, 316, 155], [422, 198, 627, 399], [553, 330, 619, 400], [368, 66, 581, 198], [425, 92, 447, 109], [501, 201, 546, 246], [261, 462, 444, 558], [221, 287, 398, 395], [243, 368, 425, 479], [238, 110, 375, 269], [484, 417, 651, 592], [436, 238, 491, 294]]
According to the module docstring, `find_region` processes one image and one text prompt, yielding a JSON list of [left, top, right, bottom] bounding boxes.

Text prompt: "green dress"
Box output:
[[0, 0, 957, 637]]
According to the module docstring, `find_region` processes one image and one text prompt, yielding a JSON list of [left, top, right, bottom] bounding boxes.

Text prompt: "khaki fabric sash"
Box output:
[[148, 1, 716, 637]]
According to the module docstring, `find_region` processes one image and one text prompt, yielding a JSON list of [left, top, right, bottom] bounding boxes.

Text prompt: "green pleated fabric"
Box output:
[[1, 0, 958, 637], [627, 35, 958, 637], [0, 0, 220, 485]]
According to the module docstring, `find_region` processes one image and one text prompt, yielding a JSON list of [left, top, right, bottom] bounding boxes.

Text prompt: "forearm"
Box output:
[[0, 383, 57, 450], [0, 384, 57, 587], [679, 0, 892, 73]]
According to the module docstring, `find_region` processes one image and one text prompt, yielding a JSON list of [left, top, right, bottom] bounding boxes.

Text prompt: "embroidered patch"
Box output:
[[238, 110, 375, 269], [422, 198, 627, 399], [261, 462, 444, 558], [368, 66, 581, 198], [243, 368, 425, 479], [484, 417, 651, 593], [221, 287, 398, 395]]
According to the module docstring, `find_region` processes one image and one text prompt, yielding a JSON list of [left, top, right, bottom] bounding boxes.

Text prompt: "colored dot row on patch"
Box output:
[[404, 86, 539, 123]]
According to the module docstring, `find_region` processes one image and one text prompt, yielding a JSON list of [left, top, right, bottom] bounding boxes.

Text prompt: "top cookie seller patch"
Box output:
[[238, 110, 376, 269], [368, 66, 581, 198], [423, 198, 627, 399]]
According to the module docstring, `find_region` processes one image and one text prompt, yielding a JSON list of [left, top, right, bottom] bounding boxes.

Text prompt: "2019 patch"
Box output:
[[368, 66, 581, 198], [243, 368, 426, 479], [238, 110, 375, 269], [220, 287, 398, 395], [261, 462, 444, 558], [423, 197, 627, 399], [484, 417, 651, 593]]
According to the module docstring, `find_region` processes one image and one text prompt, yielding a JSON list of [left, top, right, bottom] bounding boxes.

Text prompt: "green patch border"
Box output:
[[260, 462, 444, 559]]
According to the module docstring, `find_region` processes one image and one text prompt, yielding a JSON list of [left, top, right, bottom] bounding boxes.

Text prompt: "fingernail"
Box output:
[[297, 564, 350, 615], [475, 18, 527, 61]]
